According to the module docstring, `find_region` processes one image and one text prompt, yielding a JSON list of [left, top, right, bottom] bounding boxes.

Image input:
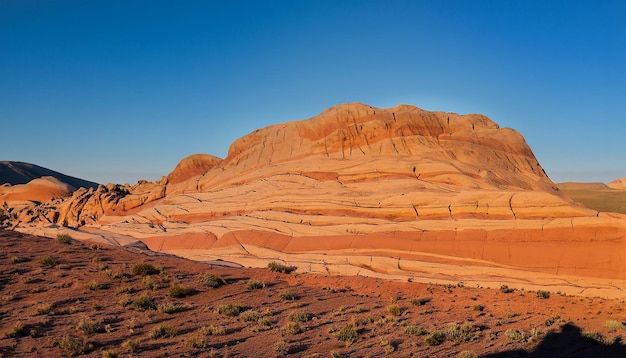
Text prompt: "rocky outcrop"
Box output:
[[166, 154, 222, 185], [9, 103, 626, 287], [0, 176, 73, 203]]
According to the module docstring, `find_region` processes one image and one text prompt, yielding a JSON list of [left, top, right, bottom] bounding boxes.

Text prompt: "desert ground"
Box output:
[[2, 230, 626, 357]]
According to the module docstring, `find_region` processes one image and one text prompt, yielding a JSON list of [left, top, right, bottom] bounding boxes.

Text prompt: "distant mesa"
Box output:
[[4, 103, 626, 298], [0, 161, 99, 189]]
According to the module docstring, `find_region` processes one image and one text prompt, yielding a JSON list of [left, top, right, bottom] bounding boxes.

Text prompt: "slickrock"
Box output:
[[6, 103, 626, 297], [166, 153, 222, 185], [0, 176, 72, 203]]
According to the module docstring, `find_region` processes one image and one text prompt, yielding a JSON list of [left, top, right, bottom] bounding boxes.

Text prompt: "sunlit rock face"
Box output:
[[8, 103, 626, 284]]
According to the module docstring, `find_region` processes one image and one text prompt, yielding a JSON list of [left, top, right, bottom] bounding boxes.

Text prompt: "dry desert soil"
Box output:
[[1, 230, 626, 357]]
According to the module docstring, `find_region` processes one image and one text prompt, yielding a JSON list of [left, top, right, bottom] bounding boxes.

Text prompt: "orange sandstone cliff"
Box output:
[[6, 103, 626, 294]]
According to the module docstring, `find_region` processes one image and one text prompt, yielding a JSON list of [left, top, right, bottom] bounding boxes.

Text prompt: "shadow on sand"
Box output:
[[483, 323, 626, 358]]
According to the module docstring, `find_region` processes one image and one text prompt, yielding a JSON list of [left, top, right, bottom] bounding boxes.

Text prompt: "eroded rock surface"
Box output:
[[7, 103, 626, 290]]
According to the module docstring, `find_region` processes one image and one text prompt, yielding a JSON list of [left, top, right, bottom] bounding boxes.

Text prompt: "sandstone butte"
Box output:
[[5, 103, 626, 298]]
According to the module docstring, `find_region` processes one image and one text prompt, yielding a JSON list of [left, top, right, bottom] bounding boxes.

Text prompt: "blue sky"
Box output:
[[1, 0, 624, 184]]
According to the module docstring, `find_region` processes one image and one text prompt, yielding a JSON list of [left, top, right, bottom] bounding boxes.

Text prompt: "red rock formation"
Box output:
[[0, 176, 72, 203], [9, 103, 626, 291], [166, 153, 222, 185]]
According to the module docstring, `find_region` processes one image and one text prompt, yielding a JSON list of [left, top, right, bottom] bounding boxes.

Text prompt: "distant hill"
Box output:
[[557, 181, 626, 214], [0, 161, 99, 189], [555, 182, 610, 190]]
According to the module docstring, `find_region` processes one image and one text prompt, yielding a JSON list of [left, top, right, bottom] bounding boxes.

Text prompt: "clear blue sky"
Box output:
[[1, 0, 624, 184]]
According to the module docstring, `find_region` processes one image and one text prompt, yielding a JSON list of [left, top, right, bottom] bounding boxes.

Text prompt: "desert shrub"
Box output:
[[130, 293, 156, 311], [505, 329, 528, 342], [411, 297, 431, 306], [158, 302, 188, 314], [350, 306, 368, 313], [335, 324, 359, 345], [217, 303, 247, 317], [280, 289, 297, 300], [473, 304, 485, 311], [246, 279, 265, 290], [500, 284, 515, 293], [201, 325, 226, 336], [105, 269, 122, 279], [239, 310, 261, 322], [149, 324, 176, 339], [59, 335, 86, 355], [582, 330, 605, 343], [257, 318, 272, 330], [159, 270, 171, 283], [41, 256, 57, 267], [605, 320, 625, 333], [56, 233, 73, 244], [36, 303, 53, 315], [425, 331, 445, 346], [199, 273, 226, 288], [457, 351, 479, 358], [405, 325, 428, 335], [86, 280, 103, 291], [9, 322, 26, 337], [379, 338, 395, 353], [168, 284, 191, 298], [536, 290, 550, 299], [267, 261, 296, 274], [76, 317, 102, 336], [10, 255, 26, 263], [529, 328, 545, 342], [274, 338, 290, 356], [102, 350, 119, 358], [445, 322, 477, 343], [131, 263, 160, 276], [118, 283, 132, 294], [122, 339, 140, 352], [143, 276, 158, 290], [119, 295, 133, 309], [186, 335, 205, 349], [289, 310, 310, 322], [387, 305, 402, 316], [283, 322, 302, 334]]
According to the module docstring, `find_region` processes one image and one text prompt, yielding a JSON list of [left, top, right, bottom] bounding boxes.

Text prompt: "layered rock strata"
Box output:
[[7, 103, 626, 294]]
